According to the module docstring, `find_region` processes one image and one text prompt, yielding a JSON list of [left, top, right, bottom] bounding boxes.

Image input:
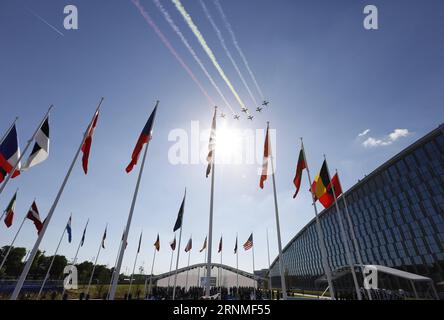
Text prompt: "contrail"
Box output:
[[25, 6, 65, 37], [131, 0, 214, 106], [199, 0, 258, 107], [153, 0, 235, 115], [172, 0, 249, 114], [213, 0, 264, 100]]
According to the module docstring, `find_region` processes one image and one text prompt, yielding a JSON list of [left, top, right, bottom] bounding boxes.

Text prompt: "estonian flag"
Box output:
[[22, 116, 49, 170], [126, 102, 158, 173], [173, 189, 186, 232], [66, 216, 72, 243], [0, 124, 21, 182]]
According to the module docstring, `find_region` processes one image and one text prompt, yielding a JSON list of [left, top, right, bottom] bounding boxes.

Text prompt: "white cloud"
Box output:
[[362, 128, 410, 148], [358, 129, 370, 137]]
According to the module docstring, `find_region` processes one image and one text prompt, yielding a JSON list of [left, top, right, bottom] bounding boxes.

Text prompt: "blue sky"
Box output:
[[1, 0, 443, 276]]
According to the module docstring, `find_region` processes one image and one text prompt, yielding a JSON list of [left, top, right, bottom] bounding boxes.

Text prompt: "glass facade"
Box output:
[[270, 125, 444, 291]]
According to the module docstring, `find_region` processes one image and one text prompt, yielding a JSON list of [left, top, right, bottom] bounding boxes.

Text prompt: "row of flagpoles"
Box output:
[[1, 98, 366, 300]]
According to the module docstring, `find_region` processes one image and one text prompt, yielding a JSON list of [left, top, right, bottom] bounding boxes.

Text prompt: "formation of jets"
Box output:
[[219, 100, 270, 121]]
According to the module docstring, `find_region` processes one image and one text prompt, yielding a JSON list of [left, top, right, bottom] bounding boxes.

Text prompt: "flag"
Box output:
[[101, 227, 107, 249], [80, 221, 88, 247], [3, 191, 17, 228], [23, 116, 49, 170], [126, 104, 158, 173], [206, 108, 217, 178], [170, 236, 176, 251], [0, 124, 21, 183], [218, 236, 223, 253], [137, 232, 143, 253], [26, 201, 43, 234], [121, 231, 128, 249], [81, 109, 99, 174], [243, 233, 253, 251], [185, 237, 192, 252], [292, 148, 306, 198], [330, 173, 343, 199], [259, 125, 270, 189], [234, 236, 238, 254], [173, 190, 186, 232], [200, 236, 207, 252], [311, 160, 334, 209], [154, 234, 160, 251], [66, 216, 72, 243]]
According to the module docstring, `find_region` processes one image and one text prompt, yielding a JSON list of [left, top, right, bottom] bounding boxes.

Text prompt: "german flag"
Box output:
[[292, 148, 306, 198], [312, 160, 334, 209]]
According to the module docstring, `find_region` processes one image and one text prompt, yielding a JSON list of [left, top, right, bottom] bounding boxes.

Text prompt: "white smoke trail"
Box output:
[[153, 0, 235, 115], [199, 0, 258, 107], [131, 0, 215, 106], [172, 0, 249, 114], [213, 0, 265, 100]]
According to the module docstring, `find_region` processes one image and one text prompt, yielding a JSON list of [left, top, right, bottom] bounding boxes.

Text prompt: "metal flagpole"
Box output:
[[185, 248, 191, 292], [85, 224, 107, 297], [268, 122, 287, 300], [173, 190, 185, 300], [147, 246, 157, 297], [266, 228, 273, 299], [252, 234, 256, 299], [127, 233, 142, 299], [336, 170, 372, 300], [11, 99, 104, 300], [107, 231, 124, 299], [219, 240, 222, 297], [0, 117, 19, 145], [236, 234, 239, 292], [37, 216, 69, 299], [167, 247, 174, 294], [0, 213, 27, 271], [324, 156, 362, 300], [301, 138, 336, 299], [0, 106, 53, 197], [62, 218, 89, 297], [109, 101, 158, 300], [206, 107, 217, 298]]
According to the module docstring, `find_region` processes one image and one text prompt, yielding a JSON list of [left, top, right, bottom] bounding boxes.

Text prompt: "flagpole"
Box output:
[[173, 190, 185, 300], [219, 240, 222, 297], [0, 106, 53, 197], [127, 232, 142, 299], [267, 122, 287, 300], [0, 213, 27, 271], [147, 246, 157, 298], [0, 188, 18, 227], [300, 138, 335, 299], [37, 216, 69, 299], [236, 234, 239, 293], [206, 107, 217, 298], [108, 236, 123, 299], [266, 228, 272, 299], [252, 234, 256, 299], [167, 247, 174, 294], [85, 223, 107, 297], [109, 101, 158, 301], [185, 248, 191, 292], [0, 117, 19, 145], [323, 156, 362, 300], [61, 218, 89, 298], [11, 98, 104, 300], [336, 170, 372, 300]]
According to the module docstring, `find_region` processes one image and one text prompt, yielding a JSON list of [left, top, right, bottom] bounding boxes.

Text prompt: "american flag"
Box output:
[[243, 233, 253, 251]]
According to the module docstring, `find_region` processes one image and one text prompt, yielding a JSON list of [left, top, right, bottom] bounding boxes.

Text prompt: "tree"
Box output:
[[0, 246, 26, 278]]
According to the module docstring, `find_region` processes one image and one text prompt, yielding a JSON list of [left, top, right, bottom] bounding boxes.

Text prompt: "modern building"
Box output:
[[269, 124, 444, 297]]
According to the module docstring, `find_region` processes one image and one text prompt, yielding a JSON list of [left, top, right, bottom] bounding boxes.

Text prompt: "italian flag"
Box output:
[[4, 191, 17, 228]]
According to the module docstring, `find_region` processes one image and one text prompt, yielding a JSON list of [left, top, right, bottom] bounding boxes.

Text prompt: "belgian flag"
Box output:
[[312, 160, 334, 209]]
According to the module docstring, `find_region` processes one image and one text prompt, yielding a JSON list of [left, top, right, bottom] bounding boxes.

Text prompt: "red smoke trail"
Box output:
[[131, 0, 215, 106]]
